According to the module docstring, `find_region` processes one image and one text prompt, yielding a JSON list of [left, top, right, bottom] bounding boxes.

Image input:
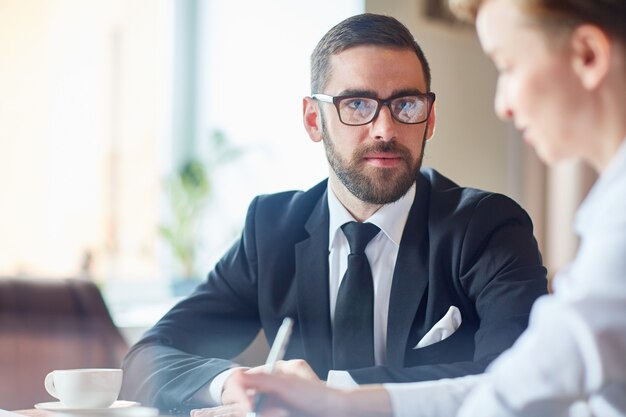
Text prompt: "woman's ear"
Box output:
[[570, 24, 611, 90], [425, 104, 436, 140], [303, 97, 323, 143]]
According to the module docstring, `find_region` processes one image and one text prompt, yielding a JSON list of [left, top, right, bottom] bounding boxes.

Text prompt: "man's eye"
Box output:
[[397, 100, 416, 111], [345, 99, 372, 111], [393, 98, 421, 114]]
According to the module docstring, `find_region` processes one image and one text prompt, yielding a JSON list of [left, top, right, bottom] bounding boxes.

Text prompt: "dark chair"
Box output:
[[0, 277, 129, 410]]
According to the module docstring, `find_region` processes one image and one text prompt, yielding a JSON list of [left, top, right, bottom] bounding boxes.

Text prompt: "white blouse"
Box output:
[[386, 139, 626, 417]]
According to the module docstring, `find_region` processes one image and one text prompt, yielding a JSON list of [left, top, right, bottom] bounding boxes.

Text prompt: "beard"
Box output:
[[321, 119, 424, 205]]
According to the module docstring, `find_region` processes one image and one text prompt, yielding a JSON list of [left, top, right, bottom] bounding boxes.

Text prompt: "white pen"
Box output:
[[246, 317, 293, 417], [246, 317, 294, 417]]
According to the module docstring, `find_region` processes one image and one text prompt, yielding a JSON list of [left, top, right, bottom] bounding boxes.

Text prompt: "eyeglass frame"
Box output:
[[311, 91, 436, 126]]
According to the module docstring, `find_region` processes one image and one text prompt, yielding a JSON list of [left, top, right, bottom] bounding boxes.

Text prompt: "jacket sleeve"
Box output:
[[120, 197, 263, 414], [350, 193, 548, 384]]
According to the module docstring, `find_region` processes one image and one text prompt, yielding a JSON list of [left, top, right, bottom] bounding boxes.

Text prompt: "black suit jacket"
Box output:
[[121, 168, 547, 413]]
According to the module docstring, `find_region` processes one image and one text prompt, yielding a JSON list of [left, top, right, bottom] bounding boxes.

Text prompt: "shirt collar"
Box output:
[[327, 182, 416, 250], [575, 137, 626, 233]]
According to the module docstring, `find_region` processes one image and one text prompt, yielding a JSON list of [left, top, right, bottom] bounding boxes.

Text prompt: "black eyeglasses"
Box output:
[[312, 92, 435, 126]]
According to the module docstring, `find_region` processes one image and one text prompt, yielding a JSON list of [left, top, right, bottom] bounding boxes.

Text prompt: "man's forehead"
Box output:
[[325, 45, 427, 94]]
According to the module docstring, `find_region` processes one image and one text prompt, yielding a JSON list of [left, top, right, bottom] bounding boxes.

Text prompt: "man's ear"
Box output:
[[303, 97, 323, 143], [570, 24, 611, 90], [425, 104, 436, 140]]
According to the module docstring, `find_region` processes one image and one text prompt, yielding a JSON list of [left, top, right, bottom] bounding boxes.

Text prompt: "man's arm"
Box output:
[[121, 199, 264, 414]]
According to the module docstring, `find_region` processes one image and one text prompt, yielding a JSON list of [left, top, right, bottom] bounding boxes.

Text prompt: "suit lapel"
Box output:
[[295, 190, 333, 375], [386, 176, 430, 367]]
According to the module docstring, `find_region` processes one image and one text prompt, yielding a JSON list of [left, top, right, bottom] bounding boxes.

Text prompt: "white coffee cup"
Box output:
[[44, 368, 123, 409]]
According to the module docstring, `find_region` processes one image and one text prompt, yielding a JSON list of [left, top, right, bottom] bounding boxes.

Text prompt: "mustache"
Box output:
[[353, 141, 412, 160]]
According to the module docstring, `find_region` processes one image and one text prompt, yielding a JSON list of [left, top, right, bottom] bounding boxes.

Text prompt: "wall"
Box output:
[[366, 0, 553, 256], [366, 0, 513, 196], [366, 0, 597, 275], [0, 0, 170, 285]]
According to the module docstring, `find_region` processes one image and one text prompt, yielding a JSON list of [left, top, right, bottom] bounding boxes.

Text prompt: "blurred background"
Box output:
[[0, 0, 596, 343]]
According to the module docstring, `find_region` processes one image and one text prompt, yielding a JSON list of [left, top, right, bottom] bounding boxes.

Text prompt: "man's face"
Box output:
[[308, 45, 434, 205]]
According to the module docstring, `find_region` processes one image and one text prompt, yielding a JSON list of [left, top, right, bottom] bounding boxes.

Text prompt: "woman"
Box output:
[[194, 0, 626, 415]]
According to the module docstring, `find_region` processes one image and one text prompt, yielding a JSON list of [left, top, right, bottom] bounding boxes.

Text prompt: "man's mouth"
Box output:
[[363, 153, 404, 168]]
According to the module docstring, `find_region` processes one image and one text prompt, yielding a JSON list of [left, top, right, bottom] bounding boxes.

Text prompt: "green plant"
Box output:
[[160, 131, 241, 279]]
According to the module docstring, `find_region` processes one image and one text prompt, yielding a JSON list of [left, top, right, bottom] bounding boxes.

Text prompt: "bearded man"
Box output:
[[121, 13, 547, 415]]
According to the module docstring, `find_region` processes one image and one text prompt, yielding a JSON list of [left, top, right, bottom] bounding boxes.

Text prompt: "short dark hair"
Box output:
[[310, 13, 432, 94]]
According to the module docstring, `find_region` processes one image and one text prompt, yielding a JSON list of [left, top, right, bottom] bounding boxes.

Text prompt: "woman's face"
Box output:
[[476, 0, 589, 165]]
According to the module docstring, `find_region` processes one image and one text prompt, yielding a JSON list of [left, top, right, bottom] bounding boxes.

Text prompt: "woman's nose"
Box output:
[[494, 79, 513, 121]]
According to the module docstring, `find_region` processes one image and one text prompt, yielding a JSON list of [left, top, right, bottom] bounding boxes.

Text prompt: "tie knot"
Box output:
[[341, 222, 380, 255]]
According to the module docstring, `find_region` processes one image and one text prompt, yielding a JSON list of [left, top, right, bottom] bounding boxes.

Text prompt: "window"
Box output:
[[0, 0, 363, 335]]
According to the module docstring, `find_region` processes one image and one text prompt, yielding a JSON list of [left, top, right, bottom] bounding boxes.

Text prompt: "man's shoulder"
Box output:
[[254, 179, 327, 209], [241, 179, 328, 245], [420, 167, 492, 200], [419, 167, 529, 222], [248, 179, 328, 227]]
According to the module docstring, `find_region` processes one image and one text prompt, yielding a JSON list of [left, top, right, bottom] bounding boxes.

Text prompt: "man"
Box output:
[[199, 3, 626, 417], [121, 13, 547, 414]]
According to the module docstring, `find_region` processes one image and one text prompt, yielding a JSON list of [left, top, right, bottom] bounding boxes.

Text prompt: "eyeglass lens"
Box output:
[[338, 96, 429, 125]]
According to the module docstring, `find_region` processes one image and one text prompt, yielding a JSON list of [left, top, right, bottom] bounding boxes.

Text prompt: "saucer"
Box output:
[[34, 400, 144, 414]]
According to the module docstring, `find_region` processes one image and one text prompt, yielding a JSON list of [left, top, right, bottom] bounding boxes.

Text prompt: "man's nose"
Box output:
[[370, 105, 397, 141]]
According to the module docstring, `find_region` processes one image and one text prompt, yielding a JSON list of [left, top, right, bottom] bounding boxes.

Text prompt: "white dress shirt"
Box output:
[[205, 183, 416, 402], [385, 138, 626, 417], [327, 183, 415, 366]]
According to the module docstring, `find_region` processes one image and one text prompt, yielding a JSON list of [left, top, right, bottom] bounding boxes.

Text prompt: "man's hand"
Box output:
[[221, 359, 321, 406], [247, 359, 321, 380], [189, 359, 323, 417], [190, 367, 252, 417], [240, 373, 393, 417], [191, 369, 325, 417], [190, 364, 392, 417], [219, 368, 253, 410]]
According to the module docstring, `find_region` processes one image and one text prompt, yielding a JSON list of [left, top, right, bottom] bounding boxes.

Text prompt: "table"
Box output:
[[13, 408, 47, 417], [11, 410, 49, 417], [10, 407, 161, 417]]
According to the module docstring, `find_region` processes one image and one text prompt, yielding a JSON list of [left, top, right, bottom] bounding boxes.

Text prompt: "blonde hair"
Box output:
[[449, 0, 626, 44], [448, 0, 483, 22]]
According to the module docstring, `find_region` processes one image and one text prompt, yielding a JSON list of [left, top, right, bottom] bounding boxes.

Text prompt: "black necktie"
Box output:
[[333, 221, 380, 370]]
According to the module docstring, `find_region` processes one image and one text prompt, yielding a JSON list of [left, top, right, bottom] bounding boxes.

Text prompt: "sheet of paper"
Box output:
[[0, 410, 27, 417]]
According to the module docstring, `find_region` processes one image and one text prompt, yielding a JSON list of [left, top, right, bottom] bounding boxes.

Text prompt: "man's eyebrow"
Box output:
[[336, 88, 427, 99], [336, 89, 378, 98], [389, 88, 427, 97]]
